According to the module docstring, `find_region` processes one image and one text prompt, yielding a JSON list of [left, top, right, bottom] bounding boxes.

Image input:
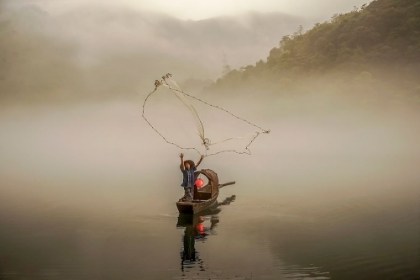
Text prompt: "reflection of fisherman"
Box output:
[[178, 196, 236, 275], [179, 216, 209, 273], [182, 225, 196, 264], [180, 153, 204, 201]]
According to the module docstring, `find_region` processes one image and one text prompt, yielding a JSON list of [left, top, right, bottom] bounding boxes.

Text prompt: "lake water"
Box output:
[[0, 102, 419, 279]]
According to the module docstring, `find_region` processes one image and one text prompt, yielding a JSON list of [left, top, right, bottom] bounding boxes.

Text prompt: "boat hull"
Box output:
[[176, 196, 218, 214]]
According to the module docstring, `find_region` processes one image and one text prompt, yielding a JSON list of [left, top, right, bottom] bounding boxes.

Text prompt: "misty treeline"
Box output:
[[213, 0, 420, 115], [0, 1, 305, 105], [1, 0, 419, 117], [0, 3, 84, 103]]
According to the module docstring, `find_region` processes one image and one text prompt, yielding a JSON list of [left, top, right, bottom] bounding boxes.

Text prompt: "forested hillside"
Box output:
[[213, 0, 420, 110], [269, 0, 419, 73]]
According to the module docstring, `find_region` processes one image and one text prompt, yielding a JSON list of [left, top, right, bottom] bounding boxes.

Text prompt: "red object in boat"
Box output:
[[196, 223, 205, 235], [195, 178, 204, 188]]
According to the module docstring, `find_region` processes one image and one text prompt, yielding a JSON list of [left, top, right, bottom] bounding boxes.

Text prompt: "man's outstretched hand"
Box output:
[[180, 153, 184, 158]]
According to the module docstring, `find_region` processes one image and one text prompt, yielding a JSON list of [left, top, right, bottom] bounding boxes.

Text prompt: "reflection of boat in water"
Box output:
[[177, 195, 236, 274], [176, 169, 235, 214]]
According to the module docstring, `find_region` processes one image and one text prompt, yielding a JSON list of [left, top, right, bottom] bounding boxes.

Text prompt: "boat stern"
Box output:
[[176, 201, 194, 214]]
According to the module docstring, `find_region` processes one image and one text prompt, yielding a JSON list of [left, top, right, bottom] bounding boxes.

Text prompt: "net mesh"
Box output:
[[142, 73, 270, 156]]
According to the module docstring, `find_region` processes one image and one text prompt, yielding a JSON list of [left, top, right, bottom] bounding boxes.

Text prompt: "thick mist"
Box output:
[[0, 2, 308, 104], [1, 1, 420, 279], [1, 95, 419, 278], [1, 94, 419, 215]]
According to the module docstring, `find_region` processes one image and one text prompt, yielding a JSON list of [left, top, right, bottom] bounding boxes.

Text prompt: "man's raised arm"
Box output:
[[195, 155, 204, 168], [180, 153, 185, 171]]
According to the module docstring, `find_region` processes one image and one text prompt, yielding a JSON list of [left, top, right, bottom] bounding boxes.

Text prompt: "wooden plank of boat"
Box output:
[[219, 181, 235, 189], [176, 196, 218, 214]]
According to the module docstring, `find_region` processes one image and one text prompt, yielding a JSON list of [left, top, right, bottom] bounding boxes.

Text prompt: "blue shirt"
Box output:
[[181, 167, 196, 187]]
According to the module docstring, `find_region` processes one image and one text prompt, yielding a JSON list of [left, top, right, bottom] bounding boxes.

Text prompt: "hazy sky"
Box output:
[[14, 0, 372, 20]]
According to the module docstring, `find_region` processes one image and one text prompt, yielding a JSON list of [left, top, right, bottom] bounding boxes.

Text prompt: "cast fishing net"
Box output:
[[142, 73, 270, 156]]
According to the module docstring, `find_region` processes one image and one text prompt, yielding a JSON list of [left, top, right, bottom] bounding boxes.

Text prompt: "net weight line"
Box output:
[[142, 73, 270, 156]]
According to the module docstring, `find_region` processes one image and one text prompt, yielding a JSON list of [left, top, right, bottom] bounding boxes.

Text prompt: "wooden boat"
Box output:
[[176, 169, 235, 214]]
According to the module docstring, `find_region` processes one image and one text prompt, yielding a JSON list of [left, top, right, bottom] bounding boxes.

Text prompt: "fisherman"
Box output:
[[180, 153, 204, 202]]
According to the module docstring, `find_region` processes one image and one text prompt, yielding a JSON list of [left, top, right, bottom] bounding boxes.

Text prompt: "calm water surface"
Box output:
[[0, 103, 419, 279]]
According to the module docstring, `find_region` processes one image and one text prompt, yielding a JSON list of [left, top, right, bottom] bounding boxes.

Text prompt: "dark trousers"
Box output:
[[184, 187, 193, 201]]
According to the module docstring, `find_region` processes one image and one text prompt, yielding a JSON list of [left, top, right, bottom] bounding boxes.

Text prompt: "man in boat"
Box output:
[[180, 153, 204, 202]]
